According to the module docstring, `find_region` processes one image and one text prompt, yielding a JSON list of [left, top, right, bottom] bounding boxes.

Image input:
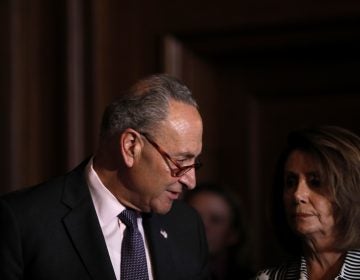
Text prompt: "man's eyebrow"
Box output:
[[175, 152, 201, 158]]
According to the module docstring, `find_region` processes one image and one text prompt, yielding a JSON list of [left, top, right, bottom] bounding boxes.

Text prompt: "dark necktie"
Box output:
[[118, 209, 149, 280]]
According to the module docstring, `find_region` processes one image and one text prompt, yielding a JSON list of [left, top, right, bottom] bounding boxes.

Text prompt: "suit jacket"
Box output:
[[0, 160, 210, 280]]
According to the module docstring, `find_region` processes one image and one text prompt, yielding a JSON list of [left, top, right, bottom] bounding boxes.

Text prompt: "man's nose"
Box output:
[[179, 168, 196, 190]]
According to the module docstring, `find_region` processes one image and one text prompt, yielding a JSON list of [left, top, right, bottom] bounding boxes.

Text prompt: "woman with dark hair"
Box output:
[[185, 183, 254, 280], [256, 125, 360, 280]]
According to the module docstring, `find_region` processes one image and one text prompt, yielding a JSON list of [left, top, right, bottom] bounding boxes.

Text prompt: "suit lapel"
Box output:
[[142, 213, 177, 280], [61, 162, 116, 280]]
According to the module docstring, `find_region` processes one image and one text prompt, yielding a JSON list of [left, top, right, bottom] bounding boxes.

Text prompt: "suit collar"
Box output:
[[61, 159, 90, 208], [61, 160, 116, 280]]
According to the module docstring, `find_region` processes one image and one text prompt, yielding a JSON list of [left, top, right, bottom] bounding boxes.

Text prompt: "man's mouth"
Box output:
[[166, 190, 180, 200]]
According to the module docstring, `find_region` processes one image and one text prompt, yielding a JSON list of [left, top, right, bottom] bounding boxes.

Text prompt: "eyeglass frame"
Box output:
[[138, 131, 202, 177]]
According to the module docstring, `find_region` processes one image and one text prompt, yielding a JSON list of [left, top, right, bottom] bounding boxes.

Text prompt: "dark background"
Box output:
[[1, 0, 360, 271]]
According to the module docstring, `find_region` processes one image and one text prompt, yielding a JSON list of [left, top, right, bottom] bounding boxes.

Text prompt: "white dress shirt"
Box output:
[[85, 158, 154, 280]]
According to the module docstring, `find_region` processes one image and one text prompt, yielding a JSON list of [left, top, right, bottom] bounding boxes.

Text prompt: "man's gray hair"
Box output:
[[100, 73, 198, 139]]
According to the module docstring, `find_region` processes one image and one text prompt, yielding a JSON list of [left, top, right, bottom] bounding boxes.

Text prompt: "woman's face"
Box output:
[[283, 150, 336, 240], [188, 191, 237, 256]]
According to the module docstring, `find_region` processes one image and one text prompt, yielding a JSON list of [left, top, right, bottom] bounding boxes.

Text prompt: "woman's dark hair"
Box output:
[[272, 125, 360, 254]]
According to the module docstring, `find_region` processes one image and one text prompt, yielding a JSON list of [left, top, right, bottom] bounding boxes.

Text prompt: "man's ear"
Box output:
[[120, 129, 143, 167]]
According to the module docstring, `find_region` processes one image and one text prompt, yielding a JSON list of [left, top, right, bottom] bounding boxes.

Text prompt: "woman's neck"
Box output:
[[303, 241, 345, 280]]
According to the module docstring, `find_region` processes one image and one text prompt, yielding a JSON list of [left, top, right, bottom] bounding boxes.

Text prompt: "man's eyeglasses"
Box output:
[[139, 132, 202, 177]]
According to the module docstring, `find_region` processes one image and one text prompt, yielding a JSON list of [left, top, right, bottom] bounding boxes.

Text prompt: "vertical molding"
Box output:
[[91, 0, 108, 148], [9, 0, 43, 190], [0, 0, 11, 193], [247, 96, 262, 269], [66, 0, 85, 169], [9, 0, 25, 191], [163, 35, 183, 78]]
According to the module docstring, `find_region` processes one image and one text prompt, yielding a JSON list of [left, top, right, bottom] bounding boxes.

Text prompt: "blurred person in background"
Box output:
[[185, 182, 254, 280]]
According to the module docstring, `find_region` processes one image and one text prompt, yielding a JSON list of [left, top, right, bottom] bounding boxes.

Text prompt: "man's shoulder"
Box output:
[[1, 175, 66, 204], [0, 159, 89, 210]]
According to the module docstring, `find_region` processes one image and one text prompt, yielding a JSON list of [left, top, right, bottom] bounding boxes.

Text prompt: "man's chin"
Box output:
[[151, 200, 174, 215]]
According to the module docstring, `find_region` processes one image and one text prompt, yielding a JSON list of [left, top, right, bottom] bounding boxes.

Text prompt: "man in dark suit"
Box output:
[[0, 74, 209, 280]]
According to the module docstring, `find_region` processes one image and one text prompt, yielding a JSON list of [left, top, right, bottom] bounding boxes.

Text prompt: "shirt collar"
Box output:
[[86, 157, 125, 226]]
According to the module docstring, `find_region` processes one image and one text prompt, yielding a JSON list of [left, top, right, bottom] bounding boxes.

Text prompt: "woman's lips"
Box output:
[[293, 213, 314, 219]]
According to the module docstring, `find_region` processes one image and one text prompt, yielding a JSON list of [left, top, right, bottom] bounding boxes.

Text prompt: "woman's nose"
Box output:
[[293, 180, 309, 203]]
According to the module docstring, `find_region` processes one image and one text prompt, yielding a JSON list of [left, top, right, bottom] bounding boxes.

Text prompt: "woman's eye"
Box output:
[[309, 176, 321, 188], [284, 175, 297, 188], [210, 214, 226, 226]]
